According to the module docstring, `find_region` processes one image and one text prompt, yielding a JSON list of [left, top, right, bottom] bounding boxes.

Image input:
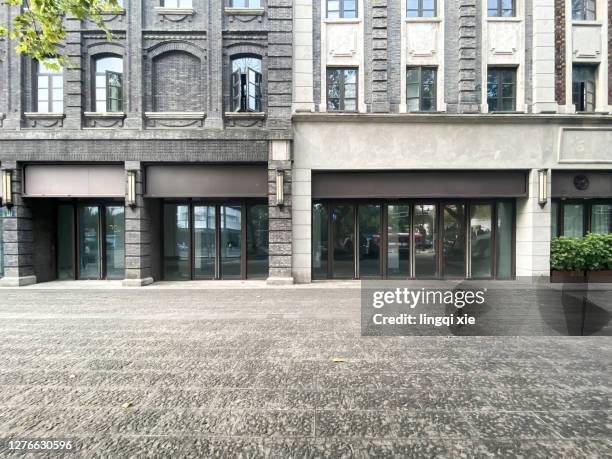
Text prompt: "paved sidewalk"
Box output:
[[0, 288, 611, 458]]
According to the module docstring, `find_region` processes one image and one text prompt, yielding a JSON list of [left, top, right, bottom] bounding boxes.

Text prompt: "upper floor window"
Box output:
[[327, 67, 357, 112], [36, 59, 63, 113], [407, 0, 436, 17], [327, 0, 357, 19], [231, 56, 263, 112], [161, 0, 192, 8], [487, 67, 516, 112], [572, 65, 597, 112], [231, 0, 261, 7], [572, 0, 596, 20], [406, 67, 437, 112], [487, 0, 515, 17], [95, 56, 123, 113]]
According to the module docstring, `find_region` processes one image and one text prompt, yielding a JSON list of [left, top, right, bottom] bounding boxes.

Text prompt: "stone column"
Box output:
[[515, 169, 551, 281], [291, 167, 312, 284], [267, 140, 294, 285], [0, 162, 36, 287], [123, 161, 153, 286], [124, 0, 143, 129], [370, 0, 390, 113]]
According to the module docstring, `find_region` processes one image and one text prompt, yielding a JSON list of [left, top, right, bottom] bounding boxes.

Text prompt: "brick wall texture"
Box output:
[[554, 0, 566, 105]]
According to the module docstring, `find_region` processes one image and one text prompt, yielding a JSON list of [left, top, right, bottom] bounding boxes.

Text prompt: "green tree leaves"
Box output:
[[0, 0, 120, 68]]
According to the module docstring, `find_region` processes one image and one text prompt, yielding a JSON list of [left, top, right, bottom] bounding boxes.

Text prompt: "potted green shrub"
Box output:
[[584, 233, 612, 283], [550, 236, 586, 283]]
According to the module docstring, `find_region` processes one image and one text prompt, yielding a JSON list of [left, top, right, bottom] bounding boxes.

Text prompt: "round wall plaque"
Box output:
[[573, 175, 590, 191]]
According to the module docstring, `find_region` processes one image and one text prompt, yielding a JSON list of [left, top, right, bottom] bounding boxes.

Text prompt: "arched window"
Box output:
[[231, 56, 262, 112], [94, 56, 123, 112], [36, 59, 63, 113]]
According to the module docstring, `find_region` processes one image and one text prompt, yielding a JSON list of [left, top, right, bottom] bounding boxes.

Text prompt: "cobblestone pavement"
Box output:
[[0, 287, 611, 458]]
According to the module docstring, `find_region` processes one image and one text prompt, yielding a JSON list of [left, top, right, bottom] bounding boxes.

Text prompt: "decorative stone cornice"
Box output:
[[225, 111, 266, 128], [154, 7, 195, 22], [224, 7, 265, 16], [144, 112, 207, 128], [84, 112, 126, 129]]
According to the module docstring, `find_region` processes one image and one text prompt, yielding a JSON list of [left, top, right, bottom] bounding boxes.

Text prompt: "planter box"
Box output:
[[551, 270, 586, 283], [586, 270, 612, 283]]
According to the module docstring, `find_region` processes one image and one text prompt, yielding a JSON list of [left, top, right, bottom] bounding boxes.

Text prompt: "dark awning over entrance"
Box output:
[[145, 165, 268, 198], [23, 164, 125, 198], [312, 170, 528, 199], [552, 171, 612, 198]]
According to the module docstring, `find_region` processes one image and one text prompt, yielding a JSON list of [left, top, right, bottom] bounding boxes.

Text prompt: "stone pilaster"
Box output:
[[124, 0, 143, 129], [457, 0, 480, 113], [370, 0, 389, 113], [515, 169, 551, 280], [3, 6, 22, 130], [0, 162, 36, 286], [63, 17, 83, 129], [293, 0, 315, 113], [554, 0, 566, 106], [206, 0, 223, 129], [123, 161, 153, 286], [267, 140, 293, 285]]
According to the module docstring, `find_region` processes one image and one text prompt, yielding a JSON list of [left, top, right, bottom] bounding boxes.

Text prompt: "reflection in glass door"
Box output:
[[105, 206, 125, 280], [163, 204, 190, 280], [57, 205, 75, 280], [358, 204, 381, 278], [78, 206, 101, 280], [332, 205, 355, 278], [247, 204, 269, 279], [220, 206, 242, 279], [591, 204, 612, 234], [414, 204, 437, 277], [193, 206, 216, 279], [562, 204, 584, 237], [443, 204, 466, 278], [312, 203, 329, 279], [387, 204, 410, 278], [470, 204, 492, 278]]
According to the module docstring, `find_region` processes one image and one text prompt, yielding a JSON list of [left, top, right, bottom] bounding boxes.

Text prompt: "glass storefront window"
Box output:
[[247, 204, 268, 279], [414, 204, 437, 278], [163, 204, 190, 280], [221, 205, 242, 279], [551, 201, 558, 239], [194, 205, 216, 279], [387, 204, 410, 278], [332, 205, 355, 278], [443, 204, 466, 278], [470, 204, 493, 278], [358, 204, 381, 278], [57, 205, 75, 280], [563, 204, 584, 237], [591, 204, 612, 234], [105, 206, 125, 280], [312, 203, 328, 279], [0, 207, 8, 278], [496, 201, 513, 279], [78, 206, 101, 280]]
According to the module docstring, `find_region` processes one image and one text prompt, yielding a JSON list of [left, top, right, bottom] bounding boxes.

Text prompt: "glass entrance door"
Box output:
[[470, 204, 493, 278], [105, 206, 125, 280], [220, 205, 242, 279], [78, 206, 101, 280], [442, 204, 466, 278], [193, 205, 216, 279]]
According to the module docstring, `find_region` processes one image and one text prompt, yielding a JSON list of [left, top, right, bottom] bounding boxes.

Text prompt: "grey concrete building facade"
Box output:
[[291, 0, 612, 283], [1, 0, 611, 286], [0, 0, 294, 286]]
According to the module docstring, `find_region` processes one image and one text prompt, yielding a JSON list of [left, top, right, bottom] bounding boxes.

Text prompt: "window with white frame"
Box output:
[[327, 0, 357, 18], [231, 0, 261, 7], [161, 0, 193, 8], [487, 0, 515, 17], [572, 65, 597, 112], [407, 0, 436, 17], [231, 56, 263, 112], [36, 59, 63, 113], [406, 67, 437, 112], [572, 0, 596, 20], [94, 56, 124, 112]]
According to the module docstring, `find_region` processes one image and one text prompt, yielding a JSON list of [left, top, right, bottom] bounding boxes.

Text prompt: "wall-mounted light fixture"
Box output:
[[1, 169, 12, 206], [126, 170, 137, 208], [275, 169, 284, 207], [538, 169, 548, 207]]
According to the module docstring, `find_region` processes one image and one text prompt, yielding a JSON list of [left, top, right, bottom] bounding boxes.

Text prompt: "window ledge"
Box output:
[[101, 9, 125, 15], [405, 17, 442, 23], [486, 17, 522, 22], [572, 20, 603, 26], [224, 7, 265, 15], [145, 112, 207, 119], [84, 112, 126, 118], [154, 7, 195, 15], [24, 112, 65, 119], [224, 112, 266, 119], [323, 18, 361, 25]]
